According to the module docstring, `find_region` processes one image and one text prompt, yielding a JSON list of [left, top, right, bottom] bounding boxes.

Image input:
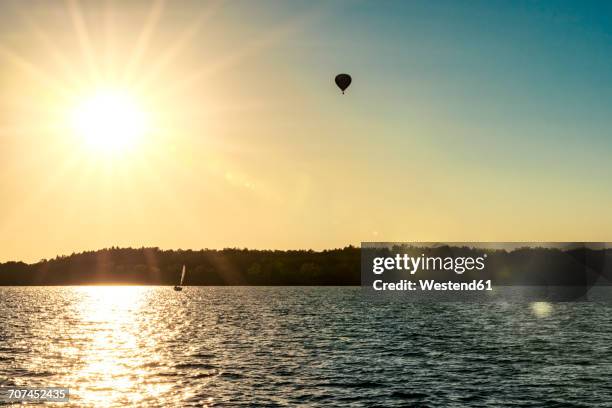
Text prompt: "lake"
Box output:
[[0, 287, 611, 407]]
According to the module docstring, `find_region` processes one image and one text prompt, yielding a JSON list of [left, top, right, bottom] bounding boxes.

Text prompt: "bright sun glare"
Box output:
[[71, 89, 148, 153]]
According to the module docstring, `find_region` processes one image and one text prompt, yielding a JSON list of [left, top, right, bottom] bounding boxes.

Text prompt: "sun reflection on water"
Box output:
[[67, 286, 170, 407]]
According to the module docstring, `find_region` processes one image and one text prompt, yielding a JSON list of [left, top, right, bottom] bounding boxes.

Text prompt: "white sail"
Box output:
[[180, 265, 186, 286]]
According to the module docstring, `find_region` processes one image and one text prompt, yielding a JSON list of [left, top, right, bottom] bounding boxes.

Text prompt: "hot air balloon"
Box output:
[[335, 73, 351, 94]]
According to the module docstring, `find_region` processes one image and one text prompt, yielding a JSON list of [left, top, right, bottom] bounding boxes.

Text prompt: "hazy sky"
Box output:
[[1, 0, 611, 262]]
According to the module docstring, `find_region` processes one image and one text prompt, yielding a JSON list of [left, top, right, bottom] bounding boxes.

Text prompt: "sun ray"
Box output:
[[132, 2, 223, 94], [16, 11, 86, 92], [122, 0, 165, 84], [145, 5, 329, 102], [0, 44, 75, 102], [66, 0, 102, 84], [102, 0, 118, 82]]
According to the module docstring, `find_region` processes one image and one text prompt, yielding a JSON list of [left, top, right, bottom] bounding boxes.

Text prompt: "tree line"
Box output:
[[0, 246, 361, 285], [1, 245, 611, 286]]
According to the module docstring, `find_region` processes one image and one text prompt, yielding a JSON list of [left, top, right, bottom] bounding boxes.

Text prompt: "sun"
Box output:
[[71, 89, 149, 154]]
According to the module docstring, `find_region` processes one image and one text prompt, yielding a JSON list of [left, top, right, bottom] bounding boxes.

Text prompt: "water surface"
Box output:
[[0, 287, 611, 407]]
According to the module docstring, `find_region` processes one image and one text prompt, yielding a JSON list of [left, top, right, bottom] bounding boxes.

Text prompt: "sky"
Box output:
[[0, 0, 611, 262]]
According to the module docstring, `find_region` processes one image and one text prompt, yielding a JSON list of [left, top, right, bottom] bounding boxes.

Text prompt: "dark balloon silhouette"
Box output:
[[335, 73, 351, 94]]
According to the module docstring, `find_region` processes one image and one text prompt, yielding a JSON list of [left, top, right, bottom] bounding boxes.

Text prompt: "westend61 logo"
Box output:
[[372, 253, 487, 275]]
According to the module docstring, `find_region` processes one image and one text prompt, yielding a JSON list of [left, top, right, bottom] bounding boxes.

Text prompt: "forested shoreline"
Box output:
[[1, 245, 612, 285], [0, 246, 361, 285]]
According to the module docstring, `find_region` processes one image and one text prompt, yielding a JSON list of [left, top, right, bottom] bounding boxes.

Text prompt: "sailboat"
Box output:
[[174, 265, 186, 291]]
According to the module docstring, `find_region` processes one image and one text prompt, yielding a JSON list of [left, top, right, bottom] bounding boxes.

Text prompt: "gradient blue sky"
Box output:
[[0, 0, 611, 261]]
